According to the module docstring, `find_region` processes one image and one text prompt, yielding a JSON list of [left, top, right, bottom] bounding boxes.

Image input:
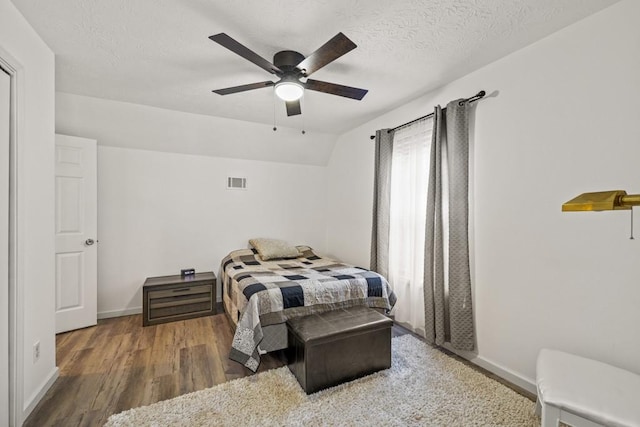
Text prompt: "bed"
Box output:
[[220, 245, 396, 371]]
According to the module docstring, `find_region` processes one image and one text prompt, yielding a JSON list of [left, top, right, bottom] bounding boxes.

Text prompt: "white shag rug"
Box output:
[[106, 335, 538, 426]]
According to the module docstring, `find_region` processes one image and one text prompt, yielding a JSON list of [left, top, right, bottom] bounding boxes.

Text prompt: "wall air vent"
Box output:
[[227, 177, 247, 190]]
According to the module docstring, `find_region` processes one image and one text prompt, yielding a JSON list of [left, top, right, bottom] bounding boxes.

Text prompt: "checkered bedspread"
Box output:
[[220, 246, 396, 371]]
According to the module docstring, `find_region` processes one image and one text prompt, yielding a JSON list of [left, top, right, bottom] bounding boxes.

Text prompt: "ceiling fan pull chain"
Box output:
[[273, 90, 277, 131], [302, 98, 306, 135], [631, 208, 635, 240]]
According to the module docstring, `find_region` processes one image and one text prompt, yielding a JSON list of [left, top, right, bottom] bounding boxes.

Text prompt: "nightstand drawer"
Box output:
[[149, 300, 212, 320], [149, 294, 211, 309], [148, 284, 212, 299]]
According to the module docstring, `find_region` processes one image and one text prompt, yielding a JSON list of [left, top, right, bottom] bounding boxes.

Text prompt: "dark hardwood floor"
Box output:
[[24, 310, 409, 426], [24, 309, 531, 426]]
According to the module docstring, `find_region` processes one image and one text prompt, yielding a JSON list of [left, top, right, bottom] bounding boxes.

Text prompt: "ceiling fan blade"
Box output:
[[212, 81, 275, 95], [305, 79, 368, 100], [296, 33, 356, 76], [209, 33, 282, 75], [285, 100, 302, 116]]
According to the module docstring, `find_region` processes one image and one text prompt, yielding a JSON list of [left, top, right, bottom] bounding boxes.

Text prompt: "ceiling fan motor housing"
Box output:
[[273, 50, 306, 75]]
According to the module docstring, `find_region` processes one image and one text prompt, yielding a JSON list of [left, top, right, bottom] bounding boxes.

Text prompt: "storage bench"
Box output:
[[286, 306, 392, 394]]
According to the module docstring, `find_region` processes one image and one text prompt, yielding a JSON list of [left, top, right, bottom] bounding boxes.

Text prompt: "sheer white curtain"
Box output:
[[388, 118, 433, 335]]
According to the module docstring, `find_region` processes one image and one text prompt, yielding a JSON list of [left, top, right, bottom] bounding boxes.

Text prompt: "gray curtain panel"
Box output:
[[445, 100, 474, 351], [424, 100, 475, 351], [370, 129, 393, 278]]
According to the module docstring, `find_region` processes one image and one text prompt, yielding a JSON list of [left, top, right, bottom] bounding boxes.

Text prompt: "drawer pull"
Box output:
[[172, 287, 191, 292]]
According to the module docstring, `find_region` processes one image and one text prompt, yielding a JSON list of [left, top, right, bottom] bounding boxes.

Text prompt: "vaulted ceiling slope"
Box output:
[[13, 0, 615, 134]]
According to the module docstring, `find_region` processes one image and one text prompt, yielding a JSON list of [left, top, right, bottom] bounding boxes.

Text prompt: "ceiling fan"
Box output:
[[209, 32, 368, 117]]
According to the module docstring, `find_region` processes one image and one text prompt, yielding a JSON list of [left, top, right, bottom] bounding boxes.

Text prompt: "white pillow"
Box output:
[[248, 238, 301, 261]]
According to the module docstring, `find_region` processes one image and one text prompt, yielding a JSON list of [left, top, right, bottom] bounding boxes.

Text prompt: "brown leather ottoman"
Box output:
[[286, 306, 392, 394]]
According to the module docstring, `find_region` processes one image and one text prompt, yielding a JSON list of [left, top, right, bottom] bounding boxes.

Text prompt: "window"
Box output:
[[388, 118, 433, 335]]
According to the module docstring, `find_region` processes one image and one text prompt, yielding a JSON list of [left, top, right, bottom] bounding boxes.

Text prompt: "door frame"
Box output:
[[0, 46, 25, 427]]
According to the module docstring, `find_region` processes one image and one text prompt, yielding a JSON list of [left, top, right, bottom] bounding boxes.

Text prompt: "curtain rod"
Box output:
[[369, 90, 486, 140]]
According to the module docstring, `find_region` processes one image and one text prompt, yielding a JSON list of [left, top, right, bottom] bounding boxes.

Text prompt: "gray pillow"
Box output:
[[249, 238, 301, 261]]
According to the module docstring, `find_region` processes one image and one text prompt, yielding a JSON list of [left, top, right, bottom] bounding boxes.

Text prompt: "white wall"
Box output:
[[96, 147, 327, 315], [0, 0, 57, 423], [327, 0, 640, 390], [56, 96, 329, 316]]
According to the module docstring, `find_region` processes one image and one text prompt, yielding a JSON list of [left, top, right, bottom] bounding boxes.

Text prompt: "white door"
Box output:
[[0, 67, 11, 427], [55, 134, 97, 333]]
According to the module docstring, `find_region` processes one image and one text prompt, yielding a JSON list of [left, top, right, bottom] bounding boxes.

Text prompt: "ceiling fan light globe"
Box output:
[[274, 81, 304, 101]]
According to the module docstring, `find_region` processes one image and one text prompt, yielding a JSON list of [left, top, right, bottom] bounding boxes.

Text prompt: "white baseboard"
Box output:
[[470, 355, 537, 396], [22, 367, 59, 422], [97, 306, 142, 319]]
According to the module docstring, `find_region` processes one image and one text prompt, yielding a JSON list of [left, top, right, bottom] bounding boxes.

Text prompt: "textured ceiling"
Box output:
[[13, 0, 616, 134]]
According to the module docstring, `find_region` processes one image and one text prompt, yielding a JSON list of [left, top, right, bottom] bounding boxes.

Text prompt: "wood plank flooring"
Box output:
[[24, 310, 409, 426]]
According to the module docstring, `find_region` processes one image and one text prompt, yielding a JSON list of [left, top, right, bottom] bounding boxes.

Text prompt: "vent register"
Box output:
[[227, 177, 247, 190]]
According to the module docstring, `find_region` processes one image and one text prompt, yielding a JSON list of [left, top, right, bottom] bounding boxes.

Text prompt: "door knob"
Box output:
[[85, 238, 95, 246]]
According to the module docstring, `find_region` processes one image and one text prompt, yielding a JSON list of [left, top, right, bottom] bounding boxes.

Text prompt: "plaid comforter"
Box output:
[[220, 246, 396, 371]]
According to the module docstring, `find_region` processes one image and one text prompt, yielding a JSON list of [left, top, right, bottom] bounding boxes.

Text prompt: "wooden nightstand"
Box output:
[[142, 272, 216, 326]]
